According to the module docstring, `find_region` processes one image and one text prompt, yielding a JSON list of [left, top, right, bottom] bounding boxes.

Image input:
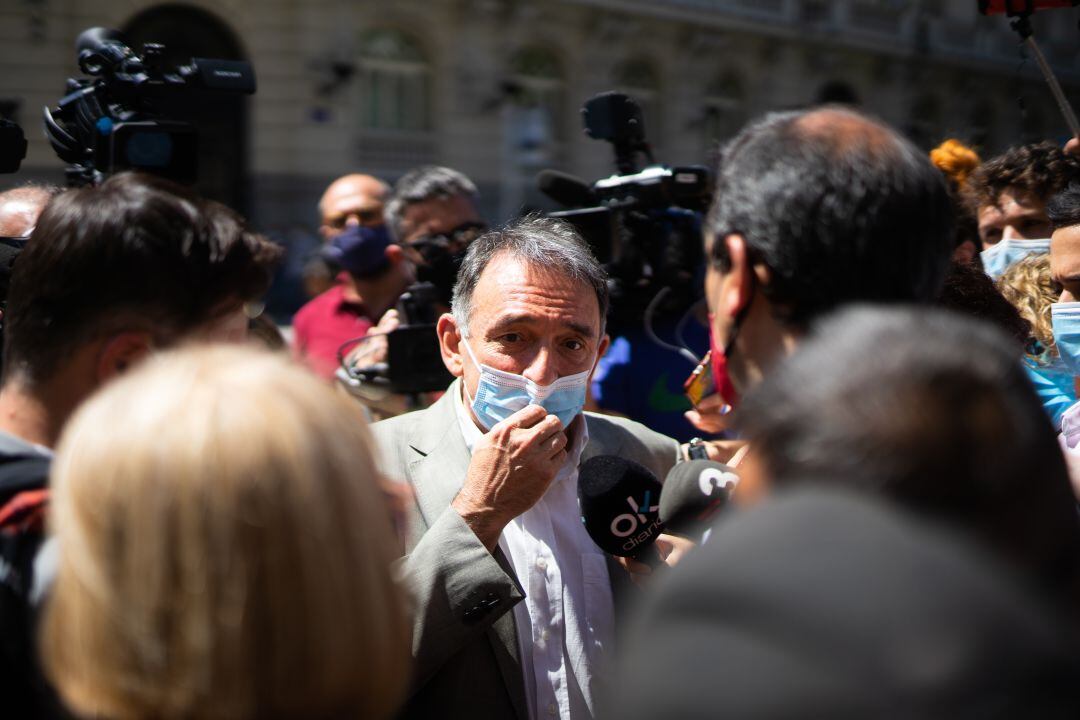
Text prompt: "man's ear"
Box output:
[[95, 331, 152, 384], [437, 313, 465, 378], [591, 333, 611, 379], [721, 234, 756, 319], [318, 224, 335, 242]]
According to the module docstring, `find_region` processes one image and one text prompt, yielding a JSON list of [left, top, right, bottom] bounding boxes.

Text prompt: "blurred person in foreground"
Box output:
[[736, 307, 1080, 608], [699, 106, 952, 426], [997, 255, 1075, 427], [40, 345, 410, 720], [372, 216, 680, 720], [609, 486, 1080, 720], [0, 172, 281, 718], [968, 142, 1080, 279]]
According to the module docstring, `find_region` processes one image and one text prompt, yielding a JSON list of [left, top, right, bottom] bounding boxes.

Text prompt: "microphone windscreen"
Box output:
[[579, 455, 664, 558], [537, 169, 598, 208], [659, 460, 740, 537]]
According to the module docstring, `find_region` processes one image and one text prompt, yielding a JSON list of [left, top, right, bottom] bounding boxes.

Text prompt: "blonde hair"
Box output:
[[997, 254, 1061, 360], [930, 138, 982, 193], [41, 345, 410, 720]]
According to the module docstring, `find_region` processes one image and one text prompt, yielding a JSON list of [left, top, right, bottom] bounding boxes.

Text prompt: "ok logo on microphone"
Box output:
[[610, 490, 659, 538]]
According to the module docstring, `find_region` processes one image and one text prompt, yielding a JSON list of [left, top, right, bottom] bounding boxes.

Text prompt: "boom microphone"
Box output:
[[578, 455, 665, 565], [537, 169, 599, 208], [659, 460, 740, 539]]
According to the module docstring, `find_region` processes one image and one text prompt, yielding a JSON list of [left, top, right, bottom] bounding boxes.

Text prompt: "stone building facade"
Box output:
[[2, 0, 1078, 232]]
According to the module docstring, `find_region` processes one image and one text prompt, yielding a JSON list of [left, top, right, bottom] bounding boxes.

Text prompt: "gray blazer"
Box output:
[[371, 380, 680, 720]]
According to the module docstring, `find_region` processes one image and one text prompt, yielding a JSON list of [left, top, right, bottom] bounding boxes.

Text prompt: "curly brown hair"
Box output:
[[966, 141, 1080, 210]]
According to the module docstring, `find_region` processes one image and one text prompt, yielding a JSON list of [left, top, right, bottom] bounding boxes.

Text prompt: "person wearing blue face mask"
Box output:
[[369, 216, 682, 720], [969, 142, 1080, 280]]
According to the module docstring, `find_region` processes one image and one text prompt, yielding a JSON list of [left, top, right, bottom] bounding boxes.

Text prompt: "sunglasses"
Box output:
[[405, 222, 487, 262]]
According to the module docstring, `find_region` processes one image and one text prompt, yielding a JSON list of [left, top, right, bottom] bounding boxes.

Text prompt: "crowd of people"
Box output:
[[3, 100, 1080, 719]]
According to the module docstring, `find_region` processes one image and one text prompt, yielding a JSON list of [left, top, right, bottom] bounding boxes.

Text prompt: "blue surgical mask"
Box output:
[[981, 238, 1050, 279], [1051, 302, 1080, 377], [461, 337, 591, 430]]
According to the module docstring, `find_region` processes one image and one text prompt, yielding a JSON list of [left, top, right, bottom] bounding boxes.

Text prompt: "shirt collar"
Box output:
[[453, 381, 589, 481]]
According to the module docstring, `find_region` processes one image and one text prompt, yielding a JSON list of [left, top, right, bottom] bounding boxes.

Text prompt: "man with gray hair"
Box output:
[[371, 215, 680, 720], [385, 165, 487, 307]]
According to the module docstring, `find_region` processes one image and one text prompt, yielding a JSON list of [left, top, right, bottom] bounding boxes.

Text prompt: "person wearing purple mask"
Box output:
[[293, 175, 413, 380]]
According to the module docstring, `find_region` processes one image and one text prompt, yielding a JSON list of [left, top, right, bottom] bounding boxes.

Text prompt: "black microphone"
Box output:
[[659, 460, 740, 539], [537, 169, 598, 208], [579, 455, 665, 566]]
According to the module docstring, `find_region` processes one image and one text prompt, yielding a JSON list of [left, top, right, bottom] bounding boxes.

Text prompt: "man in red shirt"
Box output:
[[293, 174, 413, 379]]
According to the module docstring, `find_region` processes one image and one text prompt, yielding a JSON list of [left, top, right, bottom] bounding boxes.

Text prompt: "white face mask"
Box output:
[[461, 338, 591, 430], [980, 238, 1050, 279]]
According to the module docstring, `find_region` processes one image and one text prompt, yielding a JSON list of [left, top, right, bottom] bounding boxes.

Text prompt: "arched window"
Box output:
[[612, 57, 662, 140], [510, 47, 565, 142], [356, 29, 430, 132], [703, 72, 746, 148]]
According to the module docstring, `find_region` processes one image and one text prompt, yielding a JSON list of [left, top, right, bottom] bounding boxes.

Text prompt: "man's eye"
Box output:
[[565, 339, 585, 351], [501, 333, 523, 343]]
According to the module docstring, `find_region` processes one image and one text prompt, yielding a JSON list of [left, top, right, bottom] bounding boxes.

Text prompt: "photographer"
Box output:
[[339, 166, 486, 412]]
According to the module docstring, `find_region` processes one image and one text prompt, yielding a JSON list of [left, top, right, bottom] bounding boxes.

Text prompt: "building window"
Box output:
[[356, 28, 430, 132], [510, 47, 565, 142], [612, 57, 662, 141], [703, 72, 746, 149]]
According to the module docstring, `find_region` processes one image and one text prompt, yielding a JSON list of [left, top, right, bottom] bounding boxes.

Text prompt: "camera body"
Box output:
[[545, 92, 712, 332], [43, 27, 255, 186]]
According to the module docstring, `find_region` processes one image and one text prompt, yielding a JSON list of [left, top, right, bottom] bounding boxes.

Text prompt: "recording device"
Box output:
[[578, 455, 666, 566], [339, 282, 453, 396], [683, 351, 716, 408], [43, 27, 256, 186], [659, 459, 739, 539], [541, 92, 712, 333]]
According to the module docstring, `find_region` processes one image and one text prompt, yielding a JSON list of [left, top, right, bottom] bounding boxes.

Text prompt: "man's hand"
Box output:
[[452, 405, 568, 550], [345, 309, 401, 370]]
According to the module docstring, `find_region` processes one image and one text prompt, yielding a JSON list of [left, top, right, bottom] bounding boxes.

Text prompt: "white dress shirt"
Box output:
[[454, 390, 615, 720]]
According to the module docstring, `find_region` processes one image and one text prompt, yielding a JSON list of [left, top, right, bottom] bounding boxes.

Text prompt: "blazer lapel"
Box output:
[[406, 381, 530, 720]]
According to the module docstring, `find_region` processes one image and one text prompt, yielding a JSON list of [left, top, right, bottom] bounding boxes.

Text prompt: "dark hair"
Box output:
[[4, 173, 282, 384], [451, 215, 609, 336], [968, 141, 1080, 212], [385, 166, 478, 242], [708, 107, 954, 329], [738, 306, 1079, 598], [937, 261, 1031, 346], [1047, 181, 1080, 231]]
